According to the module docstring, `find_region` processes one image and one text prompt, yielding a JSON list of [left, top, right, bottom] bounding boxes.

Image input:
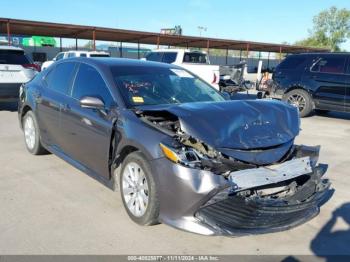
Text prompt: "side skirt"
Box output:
[[45, 144, 115, 191]]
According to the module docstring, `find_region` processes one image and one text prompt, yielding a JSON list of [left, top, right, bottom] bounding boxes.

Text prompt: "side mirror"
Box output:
[[80, 96, 105, 109], [52, 57, 57, 61], [221, 91, 231, 100]]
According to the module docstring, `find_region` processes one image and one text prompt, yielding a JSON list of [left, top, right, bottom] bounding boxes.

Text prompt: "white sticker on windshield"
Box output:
[[171, 69, 194, 78]]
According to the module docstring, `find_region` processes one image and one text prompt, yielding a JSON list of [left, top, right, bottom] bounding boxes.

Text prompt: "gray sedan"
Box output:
[[18, 58, 330, 236]]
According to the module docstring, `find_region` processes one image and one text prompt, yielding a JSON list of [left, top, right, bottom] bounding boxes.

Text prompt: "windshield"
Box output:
[[112, 66, 224, 107]]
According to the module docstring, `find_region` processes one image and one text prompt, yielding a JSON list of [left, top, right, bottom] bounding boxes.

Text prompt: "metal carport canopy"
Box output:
[[0, 18, 330, 53]]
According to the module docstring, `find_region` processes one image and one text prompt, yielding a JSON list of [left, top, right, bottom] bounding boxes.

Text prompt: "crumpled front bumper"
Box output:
[[150, 145, 331, 236], [195, 165, 330, 236]]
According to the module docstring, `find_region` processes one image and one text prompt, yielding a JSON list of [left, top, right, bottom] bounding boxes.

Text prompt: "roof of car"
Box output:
[[0, 45, 24, 51], [151, 49, 207, 54], [64, 57, 182, 69], [65, 50, 109, 54], [291, 52, 350, 56]]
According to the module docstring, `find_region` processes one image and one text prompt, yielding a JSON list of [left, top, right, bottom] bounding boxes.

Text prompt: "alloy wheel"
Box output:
[[24, 116, 36, 150], [287, 93, 306, 112], [122, 162, 149, 217]]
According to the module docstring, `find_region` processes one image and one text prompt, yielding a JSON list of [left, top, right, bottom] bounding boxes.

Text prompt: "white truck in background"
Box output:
[[41, 50, 110, 71], [144, 49, 220, 90]]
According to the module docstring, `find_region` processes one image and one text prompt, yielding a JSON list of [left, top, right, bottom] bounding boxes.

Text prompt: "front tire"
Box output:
[[283, 89, 313, 117], [23, 111, 47, 155], [119, 151, 159, 226]]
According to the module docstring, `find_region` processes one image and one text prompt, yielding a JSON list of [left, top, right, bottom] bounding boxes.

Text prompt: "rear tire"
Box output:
[[22, 111, 47, 155], [119, 151, 159, 226], [283, 89, 313, 117]]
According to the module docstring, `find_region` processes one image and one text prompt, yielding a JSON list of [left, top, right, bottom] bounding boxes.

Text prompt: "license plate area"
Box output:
[[228, 157, 312, 192]]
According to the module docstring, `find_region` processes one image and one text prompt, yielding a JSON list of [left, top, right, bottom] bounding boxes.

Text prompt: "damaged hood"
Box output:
[[138, 100, 300, 150]]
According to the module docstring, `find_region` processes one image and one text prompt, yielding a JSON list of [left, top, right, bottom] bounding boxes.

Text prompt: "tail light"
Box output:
[[212, 73, 217, 84], [23, 64, 41, 72]]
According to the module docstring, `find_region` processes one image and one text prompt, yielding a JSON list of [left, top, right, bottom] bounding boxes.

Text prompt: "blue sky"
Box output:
[[1, 0, 350, 50]]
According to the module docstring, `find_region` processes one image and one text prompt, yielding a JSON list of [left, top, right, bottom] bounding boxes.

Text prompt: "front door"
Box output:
[[59, 63, 115, 179]]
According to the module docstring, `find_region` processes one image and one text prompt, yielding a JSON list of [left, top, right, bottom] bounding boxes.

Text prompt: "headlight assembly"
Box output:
[[159, 143, 202, 167]]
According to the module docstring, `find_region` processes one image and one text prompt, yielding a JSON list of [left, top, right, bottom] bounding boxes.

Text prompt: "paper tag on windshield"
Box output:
[[132, 96, 144, 103], [171, 69, 194, 78]]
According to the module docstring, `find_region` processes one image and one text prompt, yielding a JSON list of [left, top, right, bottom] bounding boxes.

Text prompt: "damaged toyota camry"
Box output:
[[18, 58, 330, 236]]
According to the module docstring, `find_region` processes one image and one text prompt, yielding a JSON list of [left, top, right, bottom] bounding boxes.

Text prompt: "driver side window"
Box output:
[[72, 63, 114, 108]]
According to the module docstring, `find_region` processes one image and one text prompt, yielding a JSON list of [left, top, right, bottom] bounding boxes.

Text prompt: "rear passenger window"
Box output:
[[278, 56, 306, 69], [67, 53, 76, 58], [145, 52, 163, 62], [162, 52, 177, 64], [80, 53, 87, 57], [45, 62, 76, 95], [311, 56, 346, 74], [183, 52, 208, 64], [72, 63, 113, 107]]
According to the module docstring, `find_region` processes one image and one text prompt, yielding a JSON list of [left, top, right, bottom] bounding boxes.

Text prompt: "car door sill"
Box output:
[[46, 144, 115, 190]]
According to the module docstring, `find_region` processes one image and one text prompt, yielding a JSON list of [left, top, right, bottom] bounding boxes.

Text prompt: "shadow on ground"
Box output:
[[310, 202, 350, 261], [0, 102, 18, 112]]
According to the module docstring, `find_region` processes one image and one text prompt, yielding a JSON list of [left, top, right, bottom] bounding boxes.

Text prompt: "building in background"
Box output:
[[160, 25, 182, 36]]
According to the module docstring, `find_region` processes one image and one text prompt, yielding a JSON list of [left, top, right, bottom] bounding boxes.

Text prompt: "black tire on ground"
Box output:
[[22, 111, 47, 155], [283, 89, 313, 117], [119, 151, 160, 226]]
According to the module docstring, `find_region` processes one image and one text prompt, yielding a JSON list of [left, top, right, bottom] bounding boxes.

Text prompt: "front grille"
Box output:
[[195, 191, 327, 236]]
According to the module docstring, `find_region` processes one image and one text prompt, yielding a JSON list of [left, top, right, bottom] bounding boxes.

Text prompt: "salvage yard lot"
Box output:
[[0, 102, 349, 256]]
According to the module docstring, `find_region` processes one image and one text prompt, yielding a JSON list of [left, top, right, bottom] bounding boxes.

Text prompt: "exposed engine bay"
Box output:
[[136, 109, 257, 174]]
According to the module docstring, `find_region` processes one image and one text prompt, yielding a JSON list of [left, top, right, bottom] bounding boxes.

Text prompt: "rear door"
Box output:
[[59, 63, 115, 178], [37, 62, 77, 146], [309, 55, 347, 112]]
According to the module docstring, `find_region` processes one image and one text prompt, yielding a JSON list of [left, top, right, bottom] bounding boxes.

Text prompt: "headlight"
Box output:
[[160, 143, 180, 163], [160, 143, 202, 166]]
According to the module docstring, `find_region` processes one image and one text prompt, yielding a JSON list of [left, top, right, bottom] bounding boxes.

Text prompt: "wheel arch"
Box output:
[[284, 85, 314, 97]]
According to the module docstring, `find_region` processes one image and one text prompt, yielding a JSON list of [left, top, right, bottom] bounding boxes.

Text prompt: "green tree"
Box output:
[[83, 40, 93, 49], [295, 6, 350, 51]]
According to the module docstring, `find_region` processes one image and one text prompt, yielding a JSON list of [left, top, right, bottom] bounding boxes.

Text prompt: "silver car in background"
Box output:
[[0, 46, 39, 102]]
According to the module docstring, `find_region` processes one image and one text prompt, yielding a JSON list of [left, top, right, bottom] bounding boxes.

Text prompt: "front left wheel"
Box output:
[[23, 111, 47, 155], [119, 151, 159, 226]]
